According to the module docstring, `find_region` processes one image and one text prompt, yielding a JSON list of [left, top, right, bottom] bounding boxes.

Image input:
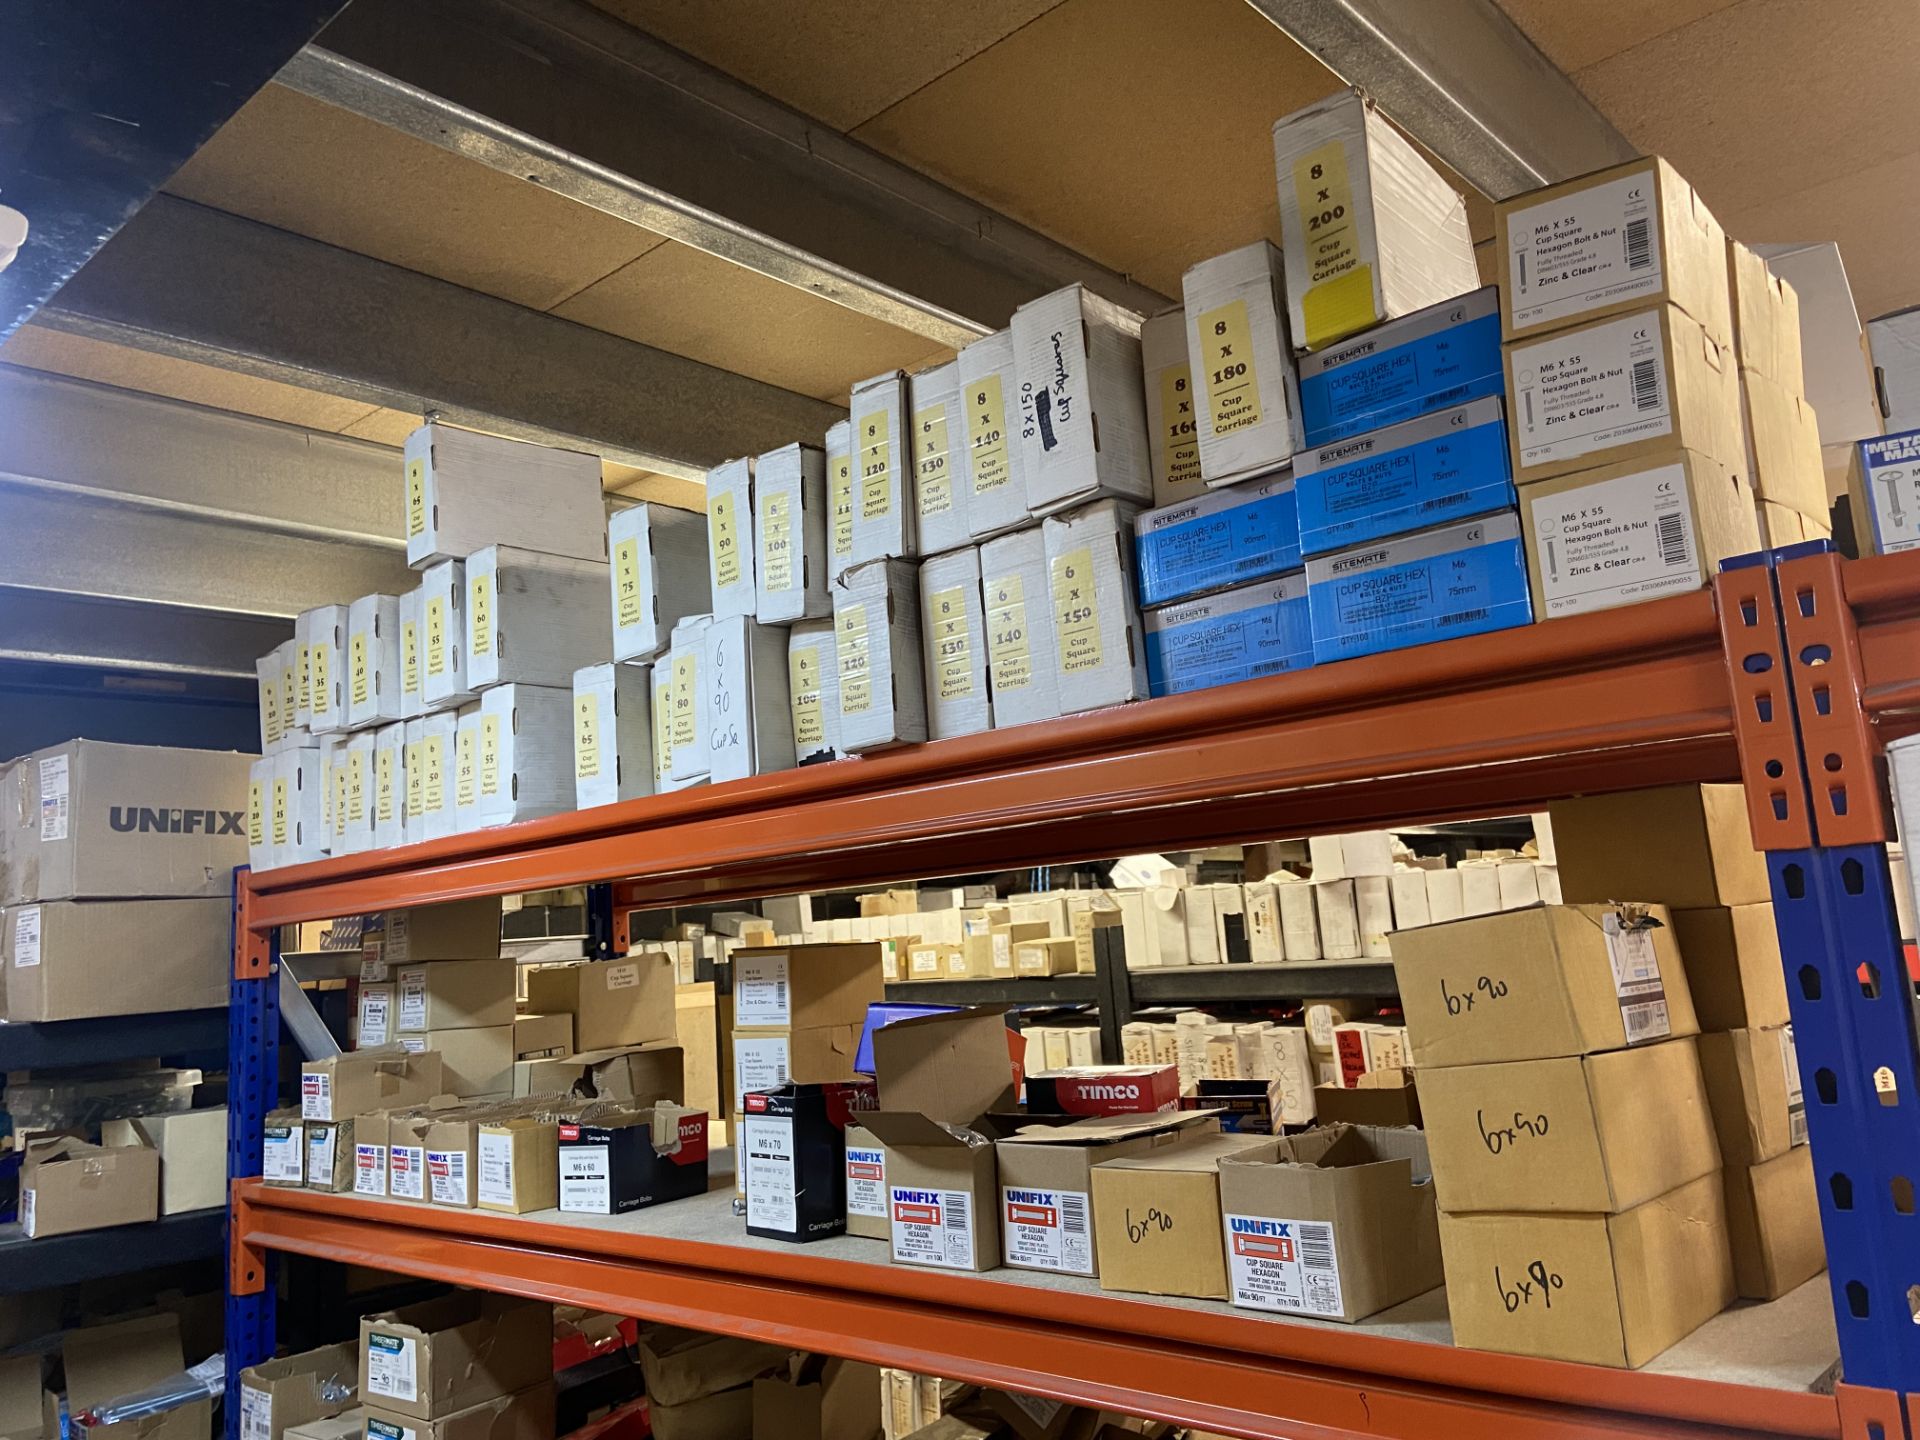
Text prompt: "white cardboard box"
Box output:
[[372, 721, 408, 848], [957, 329, 1031, 541], [466, 545, 612, 692], [403, 421, 606, 568], [1870, 306, 1920, 433], [345, 593, 403, 731], [787, 618, 843, 765], [247, 756, 274, 871], [335, 730, 375, 855], [610, 502, 712, 662], [1142, 306, 1206, 507], [1425, 867, 1465, 924], [1389, 868, 1431, 929], [910, 361, 970, 556], [275, 745, 326, 868], [919, 546, 992, 740], [574, 662, 653, 810], [320, 733, 345, 857], [1182, 242, 1302, 484], [419, 559, 474, 710], [705, 455, 758, 620], [834, 558, 927, 752], [273, 636, 304, 748], [1270, 86, 1478, 353], [1041, 500, 1148, 712], [1354, 874, 1393, 958], [1012, 283, 1152, 513], [397, 586, 425, 720], [299, 605, 347, 736], [850, 371, 916, 566], [1315, 879, 1361, 960], [667, 614, 714, 783], [256, 648, 286, 755], [754, 442, 830, 624], [651, 663, 701, 795], [826, 418, 857, 583], [1279, 877, 1321, 960], [411, 711, 460, 842], [401, 717, 427, 845], [456, 683, 573, 830], [979, 524, 1063, 730], [704, 615, 796, 784]]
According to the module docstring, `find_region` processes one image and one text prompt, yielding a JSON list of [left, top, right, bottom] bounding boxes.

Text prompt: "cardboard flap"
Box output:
[[858, 1112, 984, 1151], [873, 1008, 1017, 1124], [1002, 1112, 1213, 1148]]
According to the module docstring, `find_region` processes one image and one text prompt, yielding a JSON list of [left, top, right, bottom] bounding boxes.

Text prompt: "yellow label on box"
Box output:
[[376, 745, 397, 825], [915, 405, 952, 518], [1157, 363, 1202, 489], [613, 537, 643, 631], [248, 780, 265, 847], [329, 755, 346, 830], [670, 652, 697, 755], [761, 491, 793, 593], [405, 740, 424, 822], [480, 715, 501, 798], [837, 603, 872, 715], [930, 585, 973, 701], [710, 491, 742, 590], [426, 597, 447, 678], [469, 572, 493, 658], [1292, 139, 1375, 348], [311, 640, 331, 716], [260, 680, 281, 746], [966, 375, 1011, 493], [455, 725, 478, 809], [790, 642, 825, 750], [422, 735, 445, 814], [282, 661, 297, 723], [857, 410, 892, 520], [652, 674, 675, 787], [1051, 546, 1104, 674], [575, 693, 601, 779], [350, 632, 370, 708], [831, 452, 854, 558], [406, 458, 426, 540], [346, 749, 367, 824], [986, 572, 1033, 692], [1197, 299, 1262, 435], [401, 621, 420, 698], [271, 777, 288, 847]]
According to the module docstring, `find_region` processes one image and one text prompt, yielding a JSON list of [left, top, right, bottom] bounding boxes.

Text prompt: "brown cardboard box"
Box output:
[[102, 1107, 226, 1214], [636, 1326, 787, 1408], [1311, 1070, 1421, 1128], [238, 1342, 359, 1440], [523, 956, 676, 1052], [304, 1118, 357, 1193], [1755, 500, 1826, 547], [1669, 904, 1791, 1030], [400, 1027, 513, 1098], [872, 1008, 1019, 1124], [1727, 240, 1803, 388], [382, 1104, 483, 1208], [1089, 1132, 1267, 1298], [395, 961, 517, 1033], [66, 1314, 210, 1440], [516, 1043, 684, 1104], [476, 1114, 563, 1213], [1, 898, 228, 1022], [1725, 1146, 1825, 1300], [732, 1026, 862, 1113], [286, 1411, 365, 1440], [751, 1356, 882, 1440], [995, 1113, 1219, 1278], [730, 942, 887, 1030], [381, 900, 503, 963], [1217, 1125, 1443, 1322], [1390, 903, 1697, 1069], [1699, 1025, 1805, 1167], [989, 922, 1051, 979], [358, 1294, 552, 1421], [648, 1389, 754, 1440], [19, 1135, 158, 1237], [845, 1122, 890, 1240], [1496, 157, 1731, 346], [1441, 1172, 1734, 1367], [861, 1112, 1000, 1272], [1550, 784, 1768, 908], [0, 1357, 53, 1440], [263, 1107, 307, 1187], [1015, 938, 1079, 978], [976, 1390, 1086, 1440], [1518, 449, 1758, 621], [302, 1048, 444, 1123], [905, 944, 960, 982], [365, 1383, 554, 1440], [511, 1013, 572, 1060], [1741, 369, 1829, 520], [1418, 1039, 1719, 1213]]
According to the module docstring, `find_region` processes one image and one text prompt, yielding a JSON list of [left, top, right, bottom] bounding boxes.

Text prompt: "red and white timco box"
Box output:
[[1022, 1064, 1179, 1116]]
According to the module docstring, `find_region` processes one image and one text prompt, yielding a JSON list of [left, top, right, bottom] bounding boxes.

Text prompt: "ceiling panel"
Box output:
[[1493, 0, 1744, 73], [340, 406, 426, 447], [1723, 151, 1920, 321], [588, 0, 1065, 130], [165, 85, 668, 312], [555, 240, 951, 406]]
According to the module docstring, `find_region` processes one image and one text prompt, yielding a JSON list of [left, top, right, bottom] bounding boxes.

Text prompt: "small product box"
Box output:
[[666, 614, 712, 784], [257, 646, 287, 754], [262, 1109, 306, 1187], [475, 1114, 566, 1214], [704, 455, 757, 621], [1133, 470, 1302, 608], [609, 502, 712, 662], [833, 558, 927, 751], [825, 418, 856, 582], [397, 589, 424, 721], [418, 560, 473, 711], [1041, 500, 1149, 712], [358, 1293, 552, 1420], [1496, 156, 1732, 346], [844, 1122, 889, 1239], [732, 942, 887, 1032], [849, 371, 915, 567], [1551, 782, 1768, 908], [372, 722, 408, 849], [511, 1013, 572, 1061], [455, 683, 573, 831], [301, 1048, 444, 1123], [346, 594, 403, 730], [1011, 283, 1153, 514], [1670, 903, 1790, 1031], [1015, 936, 1078, 977], [753, 442, 831, 624], [1848, 429, 1920, 557], [399, 1029, 513, 1099], [1140, 307, 1205, 506], [1272, 87, 1480, 353], [524, 955, 677, 1052], [1181, 242, 1303, 484], [18, 1136, 159, 1237], [1698, 1024, 1807, 1167], [1305, 511, 1531, 664], [300, 604, 348, 736], [910, 362, 970, 556], [786, 619, 843, 764], [406, 713, 458, 843], [1725, 1145, 1824, 1301], [1298, 287, 1502, 447], [1505, 303, 1741, 484], [1294, 396, 1515, 557], [365, 1384, 553, 1440], [236, 1341, 358, 1440], [1740, 368, 1827, 519], [1142, 572, 1312, 697], [649, 666, 692, 795], [1520, 447, 1758, 619], [573, 662, 652, 810], [958, 329, 1032, 541], [919, 546, 992, 740], [740, 1080, 878, 1243], [403, 422, 603, 568], [979, 525, 1063, 730], [1024, 1065, 1179, 1117], [860, 1113, 1000, 1273], [1090, 1133, 1268, 1298], [335, 731, 374, 856], [557, 1104, 710, 1215], [272, 746, 326, 866], [465, 546, 612, 692], [394, 959, 516, 1033], [248, 756, 274, 871], [703, 614, 796, 784]]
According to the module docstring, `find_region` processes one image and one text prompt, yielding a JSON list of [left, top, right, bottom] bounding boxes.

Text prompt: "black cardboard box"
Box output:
[[557, 1104, 708, 1215], [741, 1081, 878, 1243]]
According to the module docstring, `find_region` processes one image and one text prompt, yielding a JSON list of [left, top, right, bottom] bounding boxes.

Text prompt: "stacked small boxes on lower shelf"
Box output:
[[359, 1294, 554, 1440]]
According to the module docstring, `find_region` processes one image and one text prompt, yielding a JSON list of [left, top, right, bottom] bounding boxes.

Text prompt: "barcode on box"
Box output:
[[1631, 359, 1660, 411], [1624, 218, 1652, 270], [1657, 511, 1689, 568], [945, 1191, 969, 1232], [1438, 608, 1490, 626], [1061, 1193, 1088, 1235]]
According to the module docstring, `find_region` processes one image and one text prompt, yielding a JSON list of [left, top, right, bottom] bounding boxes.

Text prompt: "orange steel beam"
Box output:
[[241, 586, 1737, 926], [237, 1183, 1836, 1440]]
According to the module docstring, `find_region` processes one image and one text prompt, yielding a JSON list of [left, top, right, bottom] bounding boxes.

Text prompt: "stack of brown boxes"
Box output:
[[360, 900, 516, 1099], [728, 942, 886, 1121], [359, 1294, 554, 1440], [636, 1325, 789, 1439], [1553, 783, 1825, 1301], [521, 953, 682, 1101], [1726, 243, 1831, 546], [1391, 898, 1733, 1367]]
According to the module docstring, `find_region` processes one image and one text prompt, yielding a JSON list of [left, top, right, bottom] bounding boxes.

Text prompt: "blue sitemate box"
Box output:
[[1298, 287, 1503, 447], [1306, 511, 1532, 664], [1133, 471, 1301, 609], [1293, 396, 1515, 557], [1143, 572, 1313, 697]]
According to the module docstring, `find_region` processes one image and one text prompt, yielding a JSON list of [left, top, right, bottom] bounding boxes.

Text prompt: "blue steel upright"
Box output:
[[225, 868, 280, 1438]]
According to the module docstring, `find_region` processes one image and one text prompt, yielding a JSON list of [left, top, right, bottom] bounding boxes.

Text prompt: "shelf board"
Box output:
[[0, 1009, 227, 1070], [0, 1207, 225, 1294], [1130, 961, 1399, 1002], [885, 976, 1102, 1005], [235, 1178, 1838, 1440]]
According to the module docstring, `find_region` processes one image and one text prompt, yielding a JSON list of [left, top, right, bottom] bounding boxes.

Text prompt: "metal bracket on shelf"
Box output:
[[1715, 553, 1815, 850], [276, 959, 343, 1061]]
